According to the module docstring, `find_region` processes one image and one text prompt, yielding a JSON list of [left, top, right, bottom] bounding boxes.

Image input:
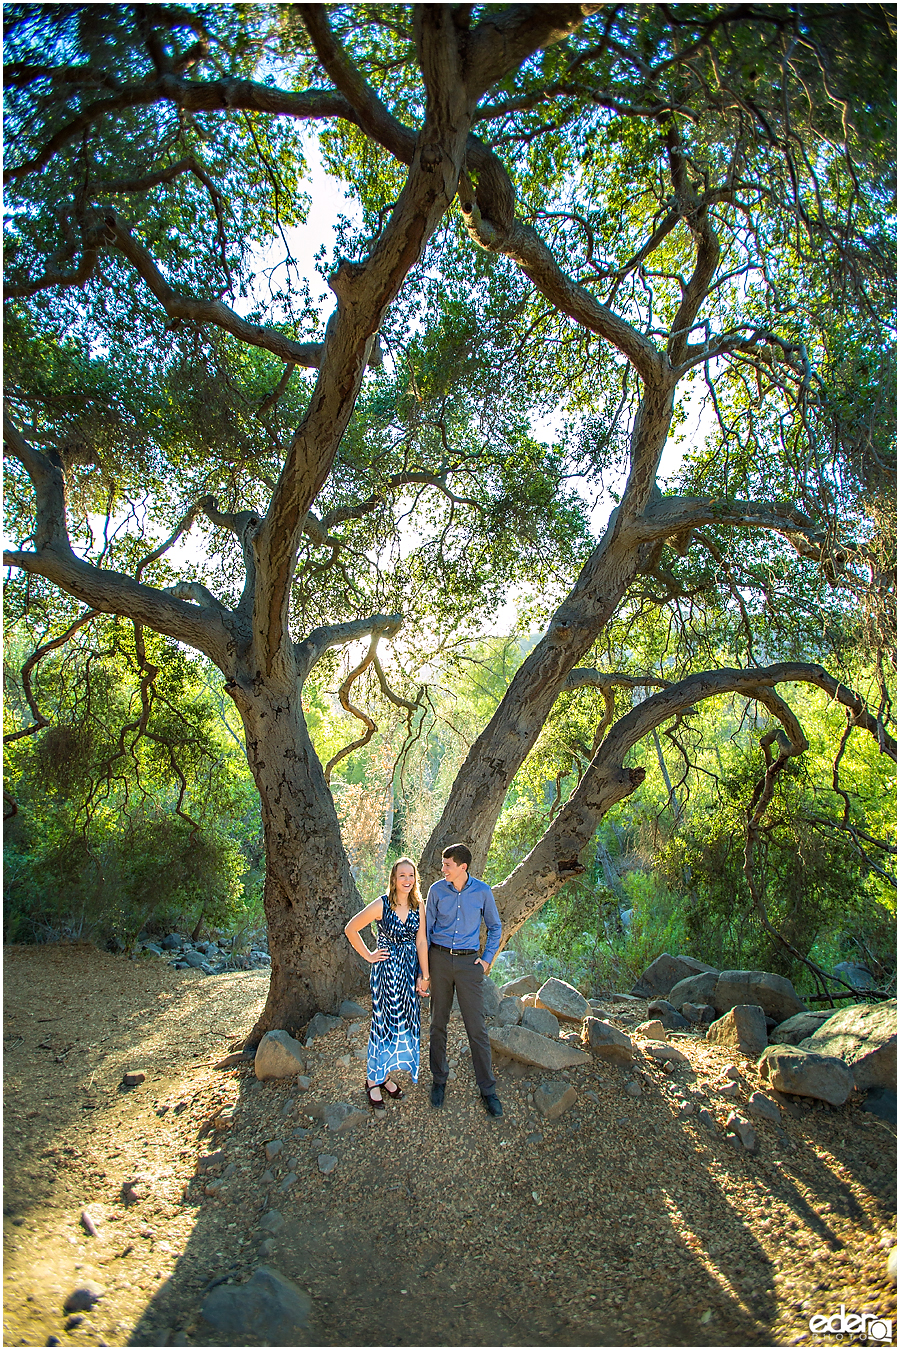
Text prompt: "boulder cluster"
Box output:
[[137, 932, 271, 975], [627, 953, 896, 1114]]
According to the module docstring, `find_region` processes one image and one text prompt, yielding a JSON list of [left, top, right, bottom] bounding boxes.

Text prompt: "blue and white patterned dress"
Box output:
[[367, 897, 421, 1085]]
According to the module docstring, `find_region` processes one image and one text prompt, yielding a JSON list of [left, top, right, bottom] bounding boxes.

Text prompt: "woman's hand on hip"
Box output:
[[369, 947, 390, 963]]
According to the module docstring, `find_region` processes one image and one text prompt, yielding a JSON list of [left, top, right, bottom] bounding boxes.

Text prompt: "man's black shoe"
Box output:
[[481, 1093, 503, 1118], [430, 1083, 445, 1108]]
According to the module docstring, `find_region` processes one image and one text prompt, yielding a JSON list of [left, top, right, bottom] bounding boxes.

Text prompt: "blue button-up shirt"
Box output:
[[425, 875, 502, 966]]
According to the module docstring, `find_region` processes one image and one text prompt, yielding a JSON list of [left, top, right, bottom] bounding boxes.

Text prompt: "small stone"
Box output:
[[123, 1071, 146, 1087], [265, 1140, 283, 1162], [677, 1100, 695, 1117], [65, 1315, 85, 1330], [308, 1101, 368, 1133], [712, 1079, 740, 1098], [259, 1239, 276, 1259], [318, 1154, 338, 1174], [305, 1012, 343, 1044], [724, 1111, 758, 1152], [213, 1106, 236, 1130], [339, 1000, 368, 1019], [746, 1091, 782, 1124], [534, 1080, 577, 1120], [64, 1282, 105, 1313], [625, 1080, 641, 1098], [258, 1210, 285, 1233], [255, 1030, 307, 1081], [121, 1178, 149, 1206], [338, 1054, 351, 1067], [635, 1019, 667, 1041], [297, 1076, 311, 1091], [279, 1172, 298, 1192], [200, 1265, 312, 1340], [697, 1108, 716, 1131], [260, 1170, 276, 1185]]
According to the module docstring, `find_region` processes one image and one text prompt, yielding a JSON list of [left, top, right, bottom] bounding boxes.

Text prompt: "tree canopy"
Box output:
[[4, 3, 895, 1031]]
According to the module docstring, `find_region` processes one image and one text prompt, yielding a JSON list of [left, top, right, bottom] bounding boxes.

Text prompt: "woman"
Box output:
[[344, 857, 430, 1108]]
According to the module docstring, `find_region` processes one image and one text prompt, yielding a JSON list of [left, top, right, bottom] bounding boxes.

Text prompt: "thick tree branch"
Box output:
[[295, 612, 403, 684], [493, 662, 894, 940], [635, 494, 861, 565]]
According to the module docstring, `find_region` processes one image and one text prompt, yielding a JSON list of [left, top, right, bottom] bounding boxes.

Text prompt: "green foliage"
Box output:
[[4, 615, 261, 946]]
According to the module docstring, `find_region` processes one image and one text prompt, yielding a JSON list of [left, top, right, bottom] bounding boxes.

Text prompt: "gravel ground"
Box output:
[[3, 942, 896, 1348]]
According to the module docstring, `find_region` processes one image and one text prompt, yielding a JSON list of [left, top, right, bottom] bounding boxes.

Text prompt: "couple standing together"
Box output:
[[344, 844, 503, 1118]]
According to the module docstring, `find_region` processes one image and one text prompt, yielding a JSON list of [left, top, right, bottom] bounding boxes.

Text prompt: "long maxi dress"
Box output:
[[366, 897, 422, 1085]]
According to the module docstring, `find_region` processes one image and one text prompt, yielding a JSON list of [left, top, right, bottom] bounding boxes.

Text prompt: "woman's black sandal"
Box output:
[[381, 1080, 403, 1100], [365, 1081, 385, 1110]]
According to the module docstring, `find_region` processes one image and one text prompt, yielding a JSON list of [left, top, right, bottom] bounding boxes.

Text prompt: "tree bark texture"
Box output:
[[230, 678, 365, 1044]]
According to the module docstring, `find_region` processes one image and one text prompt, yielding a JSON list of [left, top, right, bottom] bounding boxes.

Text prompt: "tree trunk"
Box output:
[[229, 679, 365, 1045], [419, 382, 675, 886]]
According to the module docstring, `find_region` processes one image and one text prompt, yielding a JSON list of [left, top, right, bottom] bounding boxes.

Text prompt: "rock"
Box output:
[[497, 997, 523, 1027], [624, 1080, 641, 1098], [297, 1075, 311, 1091], [121, 1177, 149, 1206], [520, 993, 539, 1008], [200, 1265, 312, 1341], [264, 1140, 283, 1162], [182, 950, 208, 969], [712, 1079, 740, 1098], [64, 1282, 104, 1313], [647, 999, 691, 1031], [581, 1018, 634, 1064], [800, 1000, 896, 1090], [487, 1024, 590, 1070], [214, 1106, 236, 1130], [713, 970, 806, 1022], [122, 1070, 146, 1087], [631, 954, 717, 998], [746, 1091, 782, 1124], [258, 1209, 284, 1233], [724, 1111, 757, 1152], [308, 1101, 368, 1133], [521, 1006, 560, 1038], [635, 1019, 667, 1041], [65, 1315, 85, 1330], [318, 1155, 338, 1174], [706, 1005, 768, 1059], [259, 1239, 276, 1259], [260, 1169, 276, 1184], [642, 1041, 690, 1066], [721, 1064, 741, 1080], [888, 1248, 897, 1286], [482, 979, 503, 1019], [697, 1107, 716, 1131], [667, 971, 720, 1008], [279, 1172, 298, 1192], [500, 974, 541, 998], [769, 1010, 835, 1045], [254, 1030, 307, 1081], [682, 1002, 716, 1025], [536, 977, 590, 1023], [141, 942, 163, 956], [305, 1012, 343, 1044], [161, 933, 182, 950], [860, 1086, 896, 1123], [757, 1045, 854, 1107], [833, 961, 876, 990], [339, 1000, 368, 1020], [80, 1206, 101, 1237], [534, 1081, 578, 1119]]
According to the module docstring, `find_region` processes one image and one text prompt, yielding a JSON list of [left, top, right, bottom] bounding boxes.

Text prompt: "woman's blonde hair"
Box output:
[[388, 856, 423, 911]]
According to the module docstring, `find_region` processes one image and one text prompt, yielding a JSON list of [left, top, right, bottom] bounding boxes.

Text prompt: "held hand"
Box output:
[[415, 976, 430, 997], [369, 947, 390, 963]]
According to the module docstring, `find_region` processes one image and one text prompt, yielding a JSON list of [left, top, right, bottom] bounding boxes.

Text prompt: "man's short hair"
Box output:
[[442, 843, 471, 869]]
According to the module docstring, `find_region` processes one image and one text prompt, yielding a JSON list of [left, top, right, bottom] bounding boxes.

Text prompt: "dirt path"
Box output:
[[3, 943, 896, 1347]]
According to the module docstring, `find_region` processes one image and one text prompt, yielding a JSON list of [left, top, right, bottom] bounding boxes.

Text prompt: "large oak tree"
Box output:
[[4, 4, 895, 1039]]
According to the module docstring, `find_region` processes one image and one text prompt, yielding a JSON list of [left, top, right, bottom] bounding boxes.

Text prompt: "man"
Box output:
[[424, 843, 503, 1117]]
